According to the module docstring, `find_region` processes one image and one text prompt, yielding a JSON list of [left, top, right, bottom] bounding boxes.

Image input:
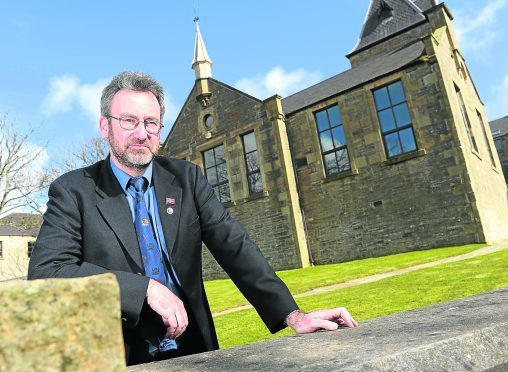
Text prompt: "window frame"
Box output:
[[373, 80, 418, 159], [454, 84, 479, 153], [241, 131, 263, 195], [314, 104, 352, 177], [202, 144, 232, 204]]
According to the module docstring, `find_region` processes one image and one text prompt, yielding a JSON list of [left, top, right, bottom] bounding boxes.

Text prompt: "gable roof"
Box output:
[[412, 0, 436, 12], [0, 213, 42, 237], [490, 116, 508, 138], [349, 0, 427, 56], [282, 40, 425, 116]]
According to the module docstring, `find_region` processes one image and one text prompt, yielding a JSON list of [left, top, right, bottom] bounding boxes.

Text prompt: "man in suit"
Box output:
[[28, 71, 357, 365]]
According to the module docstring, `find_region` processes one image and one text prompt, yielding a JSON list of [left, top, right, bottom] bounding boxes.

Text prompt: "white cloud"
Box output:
[[454, 0, 508, 51], [234, 66, 323, 99], [40, 75, 108, 122], [486, 74, 508, 120]]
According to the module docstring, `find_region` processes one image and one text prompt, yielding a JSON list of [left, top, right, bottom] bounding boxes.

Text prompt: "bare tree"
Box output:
[[61, 137, 109, 172], [0, 116, 58, 216]]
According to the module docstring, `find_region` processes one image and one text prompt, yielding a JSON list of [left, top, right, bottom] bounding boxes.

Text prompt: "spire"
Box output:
[[192, 18, 212, 80]]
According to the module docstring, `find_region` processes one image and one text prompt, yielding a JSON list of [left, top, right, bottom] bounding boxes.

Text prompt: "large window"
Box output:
[[203, 144, 231, 203], [315, 105, 351, 176], [242, 132, 263, 195], [373, 80, 417, 158], [455, 85, 478, 152], [27, 241, 35, 258], [476, 110, 496, 167]]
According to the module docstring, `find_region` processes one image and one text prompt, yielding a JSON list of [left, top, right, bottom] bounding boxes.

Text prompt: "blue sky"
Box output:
[[1, 0, 507, 167]]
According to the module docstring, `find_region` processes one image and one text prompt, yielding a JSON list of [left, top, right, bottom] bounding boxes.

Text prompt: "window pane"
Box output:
[[332, 126, 346, 148], [245, 151, 259, 173], [217, 163, 229, 183], [385, 132, 402, 158], [315, 110, 329, 132], [328, 106, 342, 126], [388, 81, 405, 105], [206, 168, 218, 185], [218, 184, 231, 203], [393, 103, 411, 127], [204, 150, 215, 169], [215, 145, 225, 164], [324, 153, 338, 175], [243, 132, 257, 153], [336, 149, 351, 172], [378, 109, 396, 132], [399, 128, 417, 153], [374, 87, 390, 110], [249, 173, 263, 194], [495, 139, 503, 150], [320, 130, 334, 152]]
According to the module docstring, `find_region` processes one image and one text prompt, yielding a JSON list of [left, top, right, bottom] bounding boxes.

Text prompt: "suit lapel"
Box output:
[[95, 158, 144, 272], [153, 161, 182, 263]]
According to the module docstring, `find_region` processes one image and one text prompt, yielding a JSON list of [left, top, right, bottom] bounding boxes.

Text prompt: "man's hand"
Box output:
[[146, 279, 188, 339], [286, 308, 358, 334]]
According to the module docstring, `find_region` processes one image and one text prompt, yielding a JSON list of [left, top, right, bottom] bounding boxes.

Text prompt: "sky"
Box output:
[[1, 0, 508, 168]]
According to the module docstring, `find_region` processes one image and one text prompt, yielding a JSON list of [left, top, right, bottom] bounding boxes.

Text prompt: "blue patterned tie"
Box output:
[[128, 177, 177, 353], [129, 177, 167, 285]]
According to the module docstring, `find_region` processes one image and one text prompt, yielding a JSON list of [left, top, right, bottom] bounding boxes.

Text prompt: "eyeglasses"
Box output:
[[107, 115, 164, 135]]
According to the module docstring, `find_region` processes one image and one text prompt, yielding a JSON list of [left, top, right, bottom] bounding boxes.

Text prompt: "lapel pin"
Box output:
[[166, 197, 176, 205], [166, 207, 174, 215]]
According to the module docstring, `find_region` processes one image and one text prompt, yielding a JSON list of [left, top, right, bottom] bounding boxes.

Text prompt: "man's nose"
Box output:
[[132, 121, 149, 139]]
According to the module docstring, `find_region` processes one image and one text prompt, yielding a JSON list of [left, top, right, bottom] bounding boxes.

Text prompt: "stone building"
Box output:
[[163, 0, 508, 278], [490, 116, 508, 182], [0, 213, 42, 281]]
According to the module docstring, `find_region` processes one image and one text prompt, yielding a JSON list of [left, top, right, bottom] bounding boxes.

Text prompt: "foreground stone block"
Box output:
[[0, 274, 125, 371], [129, 287, 508, 371]]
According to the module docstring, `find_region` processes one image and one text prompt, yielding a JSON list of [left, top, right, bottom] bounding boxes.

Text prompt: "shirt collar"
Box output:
[[109, 157, 153, 191]]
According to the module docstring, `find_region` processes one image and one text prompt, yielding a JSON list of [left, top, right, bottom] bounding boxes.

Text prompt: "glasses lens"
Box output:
[[120, 118, 138, 130], [145, 121, 161, 134]]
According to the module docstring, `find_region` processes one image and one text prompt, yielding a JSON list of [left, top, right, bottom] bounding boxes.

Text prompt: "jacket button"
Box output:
[[137, 272, 142, 275]]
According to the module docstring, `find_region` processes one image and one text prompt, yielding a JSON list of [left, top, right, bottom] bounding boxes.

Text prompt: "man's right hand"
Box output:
[[146, 279, 188, 339]]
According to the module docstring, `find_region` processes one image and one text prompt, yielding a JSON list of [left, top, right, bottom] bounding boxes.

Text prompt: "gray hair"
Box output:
[[100, 71, 165, 120]]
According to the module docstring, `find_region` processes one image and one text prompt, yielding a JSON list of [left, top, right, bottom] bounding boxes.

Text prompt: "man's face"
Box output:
[[99, 89, 161, 175]]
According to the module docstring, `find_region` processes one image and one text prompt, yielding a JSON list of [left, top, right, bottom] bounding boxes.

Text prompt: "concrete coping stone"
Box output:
[[128, 287, 508, 371]]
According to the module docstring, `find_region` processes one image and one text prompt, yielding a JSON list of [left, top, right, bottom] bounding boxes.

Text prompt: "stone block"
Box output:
[[0, 274, 125, 371]]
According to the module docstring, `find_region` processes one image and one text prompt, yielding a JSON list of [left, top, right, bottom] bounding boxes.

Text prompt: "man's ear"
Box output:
[[99, 116, 109, 139]]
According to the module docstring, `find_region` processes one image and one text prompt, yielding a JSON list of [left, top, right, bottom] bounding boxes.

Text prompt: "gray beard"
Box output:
[[108, 136, 156, 171]]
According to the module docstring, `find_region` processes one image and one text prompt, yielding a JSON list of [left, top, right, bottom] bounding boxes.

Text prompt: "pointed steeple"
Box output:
[[349, 0, 426, 57], [192, 19, 213, 80]]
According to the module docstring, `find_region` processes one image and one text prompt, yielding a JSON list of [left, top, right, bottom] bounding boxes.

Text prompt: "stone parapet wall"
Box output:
[[128, 287, 508, 371]]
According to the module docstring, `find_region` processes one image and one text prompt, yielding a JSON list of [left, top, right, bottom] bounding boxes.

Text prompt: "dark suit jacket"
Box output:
[[28, 156, 298, 363]]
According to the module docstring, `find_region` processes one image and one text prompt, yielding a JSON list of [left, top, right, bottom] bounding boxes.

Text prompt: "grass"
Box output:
[[212, 248, 508, 349], [204, 244, 484, 313]]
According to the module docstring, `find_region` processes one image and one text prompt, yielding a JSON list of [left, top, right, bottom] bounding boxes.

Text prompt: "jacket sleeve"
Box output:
[[191, 164, 299, 333], [27, 178, 149, 327]]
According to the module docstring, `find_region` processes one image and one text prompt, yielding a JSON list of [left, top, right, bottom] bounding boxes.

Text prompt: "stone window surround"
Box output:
[[372, 79, 419, 160], [202, 143, 232, 204], [454, 83, 479, 155], [311, 100, 352, 180], [241, 131, 264, 196], [476, 109, 497, 168]]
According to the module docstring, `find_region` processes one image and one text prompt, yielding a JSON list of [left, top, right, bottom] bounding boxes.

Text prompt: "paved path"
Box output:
[[212, 241, 508, 317]]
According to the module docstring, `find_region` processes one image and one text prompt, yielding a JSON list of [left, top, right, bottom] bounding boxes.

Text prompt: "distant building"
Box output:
[[490, 116, 508, 182], [163, 0, 508, 279], [0, 213, 42, 281]]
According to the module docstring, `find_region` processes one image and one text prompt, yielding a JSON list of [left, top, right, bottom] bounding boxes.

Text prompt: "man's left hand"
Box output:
[[286, 308, 358, 334]]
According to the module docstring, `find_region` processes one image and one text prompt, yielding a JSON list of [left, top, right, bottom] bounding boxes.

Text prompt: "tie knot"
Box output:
[[130, 177, 147, 193]]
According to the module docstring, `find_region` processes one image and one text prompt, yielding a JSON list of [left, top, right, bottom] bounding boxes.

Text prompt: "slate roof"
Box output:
[[412, 0, 436, 12], [490, 116, 508, 138], [349, 0, 427, 56], [0, 213, 42, 237], [282, 40, 425, 116]]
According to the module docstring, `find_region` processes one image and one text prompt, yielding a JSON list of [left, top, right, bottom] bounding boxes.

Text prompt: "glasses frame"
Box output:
[[107, 115, 164, 135]]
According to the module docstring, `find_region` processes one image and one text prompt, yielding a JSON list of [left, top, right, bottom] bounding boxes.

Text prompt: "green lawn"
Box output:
[[205, 244, 484, 313], [212, 248, 508, 349]]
